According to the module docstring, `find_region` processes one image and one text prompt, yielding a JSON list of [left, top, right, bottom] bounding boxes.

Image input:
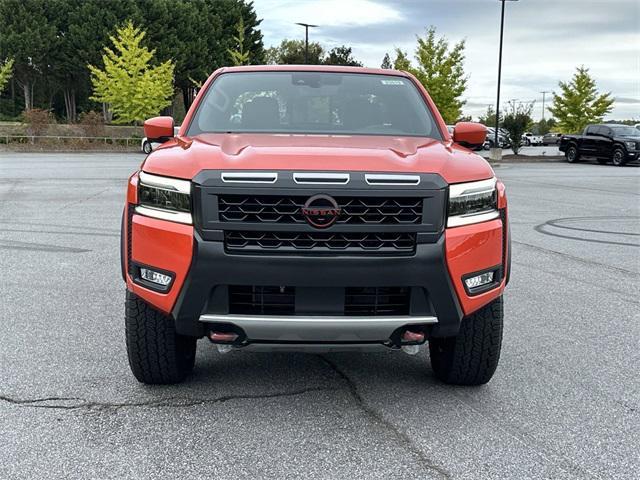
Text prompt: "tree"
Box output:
[[392, 49, 412, 71], [548, 66, 614, 134], [411, 27, 467, 124], [88, 21, 175, 124], [47, 0, 135, 122], [532, 118, 556, 135], [0, 58, 14, 93], [324, 46, 362, 66], [227, 17, 250, 65], [478, 106, 497, 127], [0, 0, 57, 110], [380, 53, 392, 69], [266, 39, 324, 65], [502, 102, 533, 155], [391, 28, 467, 123]]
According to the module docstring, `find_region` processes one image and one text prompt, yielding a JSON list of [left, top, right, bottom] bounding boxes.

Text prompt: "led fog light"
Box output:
[[140, 268, 172, 286], [465, 271, 494, 290]]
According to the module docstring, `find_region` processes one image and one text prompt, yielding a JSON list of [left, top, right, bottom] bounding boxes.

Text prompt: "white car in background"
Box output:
[[521, 132, 543, 146], [141, 126, 180, 154]]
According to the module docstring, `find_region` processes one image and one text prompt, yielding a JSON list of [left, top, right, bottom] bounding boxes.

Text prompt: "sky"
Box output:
[[252, 0, 640, 121]]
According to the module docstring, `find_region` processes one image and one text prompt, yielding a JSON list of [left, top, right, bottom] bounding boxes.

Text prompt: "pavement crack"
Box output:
[[318, 355, 451, 480], [0, 386, 337, 412]]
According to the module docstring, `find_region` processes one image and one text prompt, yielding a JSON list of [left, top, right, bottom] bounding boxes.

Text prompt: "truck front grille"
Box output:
[[229, 286, 295, 315], [225, 231, 416, 254], [345, 287, 411, 316], [219, 195, 423, 225], [228, 286, 411, 316]]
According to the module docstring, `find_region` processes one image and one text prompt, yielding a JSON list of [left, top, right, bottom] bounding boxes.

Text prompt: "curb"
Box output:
[[485, 155, 565, 164]]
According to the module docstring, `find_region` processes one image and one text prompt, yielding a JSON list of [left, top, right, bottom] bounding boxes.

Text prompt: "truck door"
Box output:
[[581, 126, 599, 156], [596, 126, 614, 158]]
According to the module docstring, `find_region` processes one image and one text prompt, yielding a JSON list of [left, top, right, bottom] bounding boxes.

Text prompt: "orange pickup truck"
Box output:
[[121, 65, 510, 386]]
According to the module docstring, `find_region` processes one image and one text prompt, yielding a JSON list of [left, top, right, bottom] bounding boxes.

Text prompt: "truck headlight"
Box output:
[[136, 171, 192, 224], [624, 141, 637, 150], [447, 178, 499, 227]]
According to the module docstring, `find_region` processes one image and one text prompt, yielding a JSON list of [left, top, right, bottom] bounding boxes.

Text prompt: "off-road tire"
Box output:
[[566, 145, 579, 163], [429, 296, 503, 386], [125, 290, 197, 384]]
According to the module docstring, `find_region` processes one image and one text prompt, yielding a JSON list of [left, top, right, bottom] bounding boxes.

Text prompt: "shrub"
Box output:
[[22, 109, 55, 137], [78, 111, 105, 138], [502, 103, 533, 155]]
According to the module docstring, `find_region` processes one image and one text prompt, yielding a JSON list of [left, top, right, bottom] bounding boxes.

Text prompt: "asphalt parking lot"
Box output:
[[1, 152, 638, 480]]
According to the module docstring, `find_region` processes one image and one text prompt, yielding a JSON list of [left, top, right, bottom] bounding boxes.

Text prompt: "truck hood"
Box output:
[[142, 133, 494, 185]]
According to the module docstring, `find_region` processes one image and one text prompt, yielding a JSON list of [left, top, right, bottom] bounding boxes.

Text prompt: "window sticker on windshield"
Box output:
[[381, 79, 405, 85]]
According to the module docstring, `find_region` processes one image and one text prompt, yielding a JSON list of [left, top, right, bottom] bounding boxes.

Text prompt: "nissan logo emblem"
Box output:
[[301, 194, 341, 229]]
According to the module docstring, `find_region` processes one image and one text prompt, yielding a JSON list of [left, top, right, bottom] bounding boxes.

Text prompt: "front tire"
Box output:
[[142, 141, 152, 154], [429, 297, 503, 386], [612, 148, 626, 167], [125, 291, 197, 384], [566, 145, 579, 163]]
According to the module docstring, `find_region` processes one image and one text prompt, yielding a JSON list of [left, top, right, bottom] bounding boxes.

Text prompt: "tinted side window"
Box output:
[[599, 127, 612, 137], [586, 126, 598, 136]]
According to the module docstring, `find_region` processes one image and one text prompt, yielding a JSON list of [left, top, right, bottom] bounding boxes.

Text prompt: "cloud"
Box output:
[[253, 0, 640, 119]]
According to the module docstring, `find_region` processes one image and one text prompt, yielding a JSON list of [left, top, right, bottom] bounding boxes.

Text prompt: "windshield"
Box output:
[[610, 126, 639, 137], [187, 71, 442, 139]]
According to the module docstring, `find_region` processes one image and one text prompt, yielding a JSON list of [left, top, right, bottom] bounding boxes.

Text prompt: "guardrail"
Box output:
[[0, 134, 141, 147]]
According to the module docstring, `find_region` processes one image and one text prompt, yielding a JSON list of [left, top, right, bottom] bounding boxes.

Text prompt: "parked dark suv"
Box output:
[[560, 124, 640, 166]]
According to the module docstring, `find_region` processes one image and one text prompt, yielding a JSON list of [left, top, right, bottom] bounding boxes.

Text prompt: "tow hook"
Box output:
[[401, 330, 425, 356], [208, 331, 238, 354]]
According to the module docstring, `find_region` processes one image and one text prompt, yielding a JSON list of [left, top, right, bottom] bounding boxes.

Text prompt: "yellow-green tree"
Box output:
[[393, 27, 467, 124], [88, 21, 174, 124], [0, 58, 14, 93], [227, 17, 250, 66], [548, 67, 614, 134]]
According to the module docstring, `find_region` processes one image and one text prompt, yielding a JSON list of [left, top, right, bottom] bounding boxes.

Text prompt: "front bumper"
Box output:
[[123, 171, 509, 345], [125, 215, 507, 343], [199, 313, 437, 343], [170, 231, 464, 339]]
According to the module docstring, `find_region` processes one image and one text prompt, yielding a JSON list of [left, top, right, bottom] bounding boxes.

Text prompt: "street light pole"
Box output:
[[295, 23, 318, 64], [540, 91, 551, 120], [493, 0, 518, 155]]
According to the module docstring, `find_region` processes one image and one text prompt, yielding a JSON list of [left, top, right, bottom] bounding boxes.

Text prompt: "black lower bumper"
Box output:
[[171, 232, 464, 339]]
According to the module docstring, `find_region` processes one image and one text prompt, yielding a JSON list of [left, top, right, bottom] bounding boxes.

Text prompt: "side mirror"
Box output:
[[453, 122, 487, 149], [144, 116, 175, 143]]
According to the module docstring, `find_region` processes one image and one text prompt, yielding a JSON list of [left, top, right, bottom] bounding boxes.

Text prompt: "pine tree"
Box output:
[[88, 21, 175, 124], [548, 66, 613, 134], [0, 58, 14, 93], [380, 53, 392, 69]]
